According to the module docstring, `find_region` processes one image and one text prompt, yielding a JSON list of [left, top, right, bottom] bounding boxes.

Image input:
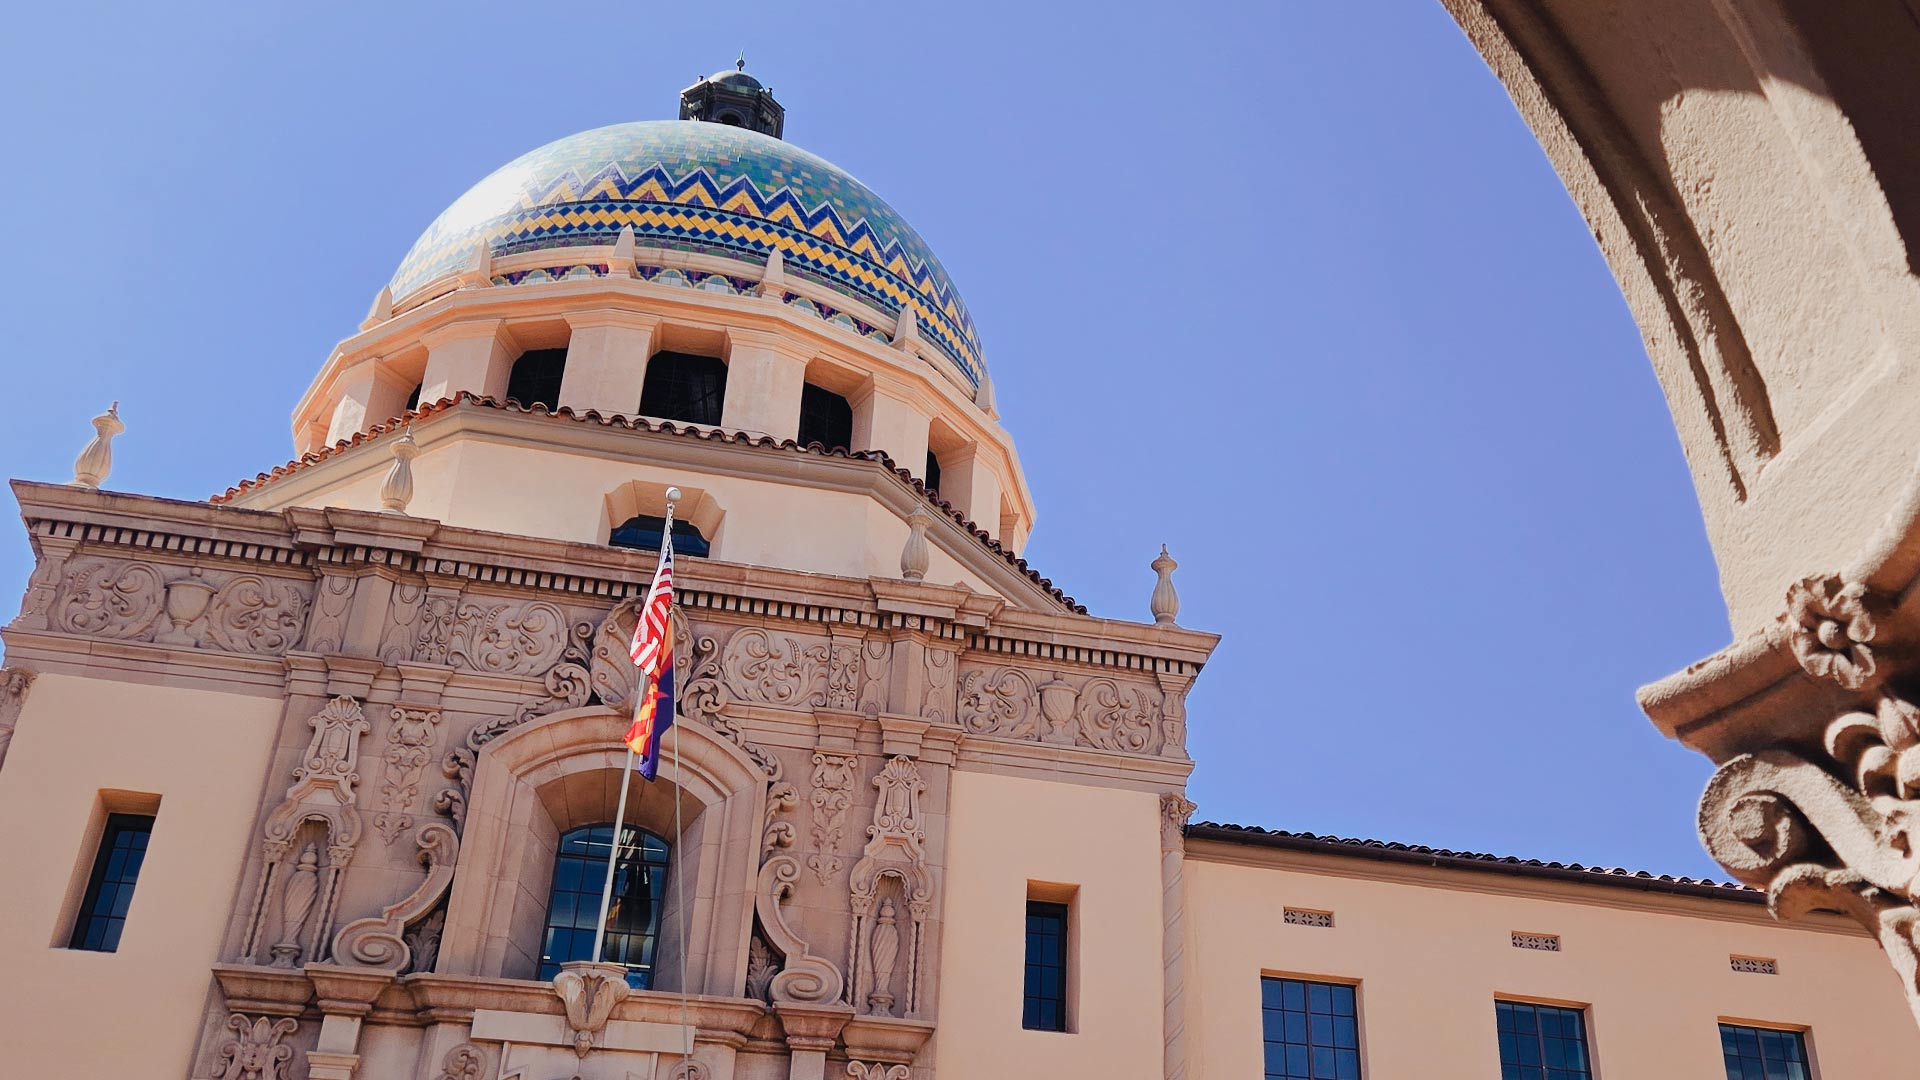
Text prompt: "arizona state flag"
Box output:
[[623, 541, 675, 780]]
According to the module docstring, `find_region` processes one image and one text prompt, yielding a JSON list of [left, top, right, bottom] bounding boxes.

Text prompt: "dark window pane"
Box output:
[[639, 351, 727, 425], [1720, 1024, 1811, 1080], [69, 813, 156, 953], [924, 450, 943, 496], [609, 515, 711, 558], [405, 381, 423, 412], [1022, 900, 1068, 1031], [1493, 1002, 1590, 1080], [798, 383, 854, 452], [1261, 978, 1362, 1079], [506, 348, 568, 411], [539, 823, 670, 989]]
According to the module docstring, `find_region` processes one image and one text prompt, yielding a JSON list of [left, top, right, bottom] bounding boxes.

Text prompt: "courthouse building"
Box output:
[[0, 65, 1915, 1080]]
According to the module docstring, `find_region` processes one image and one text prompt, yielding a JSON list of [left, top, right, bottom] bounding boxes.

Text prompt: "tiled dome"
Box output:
[[389, 120, 982, 387]]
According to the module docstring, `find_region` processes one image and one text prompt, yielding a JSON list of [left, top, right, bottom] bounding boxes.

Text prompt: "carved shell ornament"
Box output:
[[1786, 575, 1879, 689]]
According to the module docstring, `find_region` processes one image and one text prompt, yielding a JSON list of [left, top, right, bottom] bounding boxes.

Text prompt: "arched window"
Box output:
[[925, 450, 943, 497], [797, 383, 854, 451], [610, 515, 712, 558], [639, 352, 727, 425], [539, 823, 670, 989], [507, 348, 568, 411]]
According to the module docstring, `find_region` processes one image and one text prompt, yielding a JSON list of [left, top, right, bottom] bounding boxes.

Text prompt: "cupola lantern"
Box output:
[[679, 56, 785, 139]]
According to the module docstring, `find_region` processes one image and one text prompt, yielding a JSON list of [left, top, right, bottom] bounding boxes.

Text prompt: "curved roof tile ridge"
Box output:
[[1185, 821, 1758, 901], [211, 392, 1084, 613]]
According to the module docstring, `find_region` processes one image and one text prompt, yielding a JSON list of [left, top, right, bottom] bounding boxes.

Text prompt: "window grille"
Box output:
[[639, 352, 727, 426]]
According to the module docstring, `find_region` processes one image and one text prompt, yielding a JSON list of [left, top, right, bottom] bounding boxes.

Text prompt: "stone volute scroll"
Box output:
[[242, 696, 370, 966], [71, 401, 123, 490], [330, 820, 460, 971]]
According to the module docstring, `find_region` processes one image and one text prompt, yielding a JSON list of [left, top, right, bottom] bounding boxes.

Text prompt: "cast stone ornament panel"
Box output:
[[48, 558, 308, 655]]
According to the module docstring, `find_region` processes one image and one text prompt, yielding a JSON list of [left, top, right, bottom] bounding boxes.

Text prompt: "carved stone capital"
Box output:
[[1160, 792, 1198, 852]]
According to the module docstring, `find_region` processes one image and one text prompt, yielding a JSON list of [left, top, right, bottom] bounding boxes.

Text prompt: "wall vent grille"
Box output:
[[1283, 908, 1334, 928], [1730, 955, 1778, 975], [1511, 932, 1561, 952]]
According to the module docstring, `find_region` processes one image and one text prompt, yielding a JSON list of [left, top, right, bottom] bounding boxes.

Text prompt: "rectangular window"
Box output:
[[1495, 1000, 1592, 1080], [67, 813, 154, 952], [1720, 1023, 1810, 1080], [1260, 976, 1361, 1079], [1023, 900, 1069, 1031]]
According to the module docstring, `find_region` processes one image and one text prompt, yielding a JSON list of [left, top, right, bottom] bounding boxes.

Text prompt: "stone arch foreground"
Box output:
[[1445, 0, 1920, 1024]]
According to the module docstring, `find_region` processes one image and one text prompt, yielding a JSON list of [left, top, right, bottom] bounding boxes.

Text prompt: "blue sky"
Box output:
[[0, 3, 1730, 876]]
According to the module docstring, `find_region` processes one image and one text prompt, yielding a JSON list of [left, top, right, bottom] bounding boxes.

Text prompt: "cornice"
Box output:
[[1181, 835, 1872, 935]]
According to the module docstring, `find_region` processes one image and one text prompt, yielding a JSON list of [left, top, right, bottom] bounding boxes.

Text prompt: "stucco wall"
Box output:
[[0, 673, 279, 1078], [934, 770, 1167, 1078], [1183, 848, 1920, 1077]]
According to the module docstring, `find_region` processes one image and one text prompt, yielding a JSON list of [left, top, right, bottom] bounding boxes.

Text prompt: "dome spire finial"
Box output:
[[736, 49, 747, 72]]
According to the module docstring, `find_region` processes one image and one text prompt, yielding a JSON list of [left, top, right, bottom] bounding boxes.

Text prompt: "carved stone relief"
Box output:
[[826, 638, 864, 711], [0, 666, 34, 772], [412, 591, 460, 665], [807, 752, 858, 885], [375, 707, 444, 845], [434, 1043, 486, 1080], [722, 627, 831, 707], [49, 559, 309, 655], [376, 582, 425, 663], [213, 1014, 298, 1080], [846, 1064, 910, 1080], [304, 574, 355, 654], [858, 639, 889, 715], [957, 665, 1164, 755], [756, 854, 845, 1005], [444, 599, 571, 676], [847, 758, 933, 1018], [922, 647, 955, 724]]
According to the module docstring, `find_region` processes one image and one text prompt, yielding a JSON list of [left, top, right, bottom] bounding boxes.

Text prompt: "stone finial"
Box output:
[[758, 246, 786, 298], [359, 285, 393, 330], [893, 303, 920, 352], [609, 225, 637, 278], [901, 507, 932, 582], [379, 429, 419, 514], [1150, 544, 1180, 626], [72, 402, 123, 490], [458, 239, 492, 288]]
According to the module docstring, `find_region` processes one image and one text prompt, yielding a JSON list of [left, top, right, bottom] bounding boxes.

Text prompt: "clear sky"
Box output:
[[0, 2, 1732, 877]]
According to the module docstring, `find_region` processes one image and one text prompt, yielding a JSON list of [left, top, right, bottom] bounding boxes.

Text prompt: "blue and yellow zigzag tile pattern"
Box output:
[[390, 121, 983, 387]]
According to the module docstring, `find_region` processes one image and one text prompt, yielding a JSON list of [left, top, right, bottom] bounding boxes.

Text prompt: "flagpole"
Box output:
[[589, 487, 678, 968]]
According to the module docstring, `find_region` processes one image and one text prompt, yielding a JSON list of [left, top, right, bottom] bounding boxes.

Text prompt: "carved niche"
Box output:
[[50, 559, 307, 655], [846, 757, 934, 1018], [242, 697, 369, 966], [1698, 575, 1920, 1021]]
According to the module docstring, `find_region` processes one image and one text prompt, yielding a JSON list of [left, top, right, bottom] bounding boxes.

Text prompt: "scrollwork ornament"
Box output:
[[434, 1043, 485, 1080], [1077, 677, 1159, 754], [1786, 575, 1881, 690], [203, 575, 307, 655], [446, 599, 570, 676], [213, 1014, 297, 1080], [957, 667, 1035, 737], [54, 559, 165, 639]]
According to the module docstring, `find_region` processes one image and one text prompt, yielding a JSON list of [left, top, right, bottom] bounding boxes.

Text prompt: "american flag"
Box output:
[[623, 539, 675, 779]]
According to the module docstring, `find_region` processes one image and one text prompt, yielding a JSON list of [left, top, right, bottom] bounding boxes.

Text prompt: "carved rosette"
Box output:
[[1699, 576, 1920, 1023]]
